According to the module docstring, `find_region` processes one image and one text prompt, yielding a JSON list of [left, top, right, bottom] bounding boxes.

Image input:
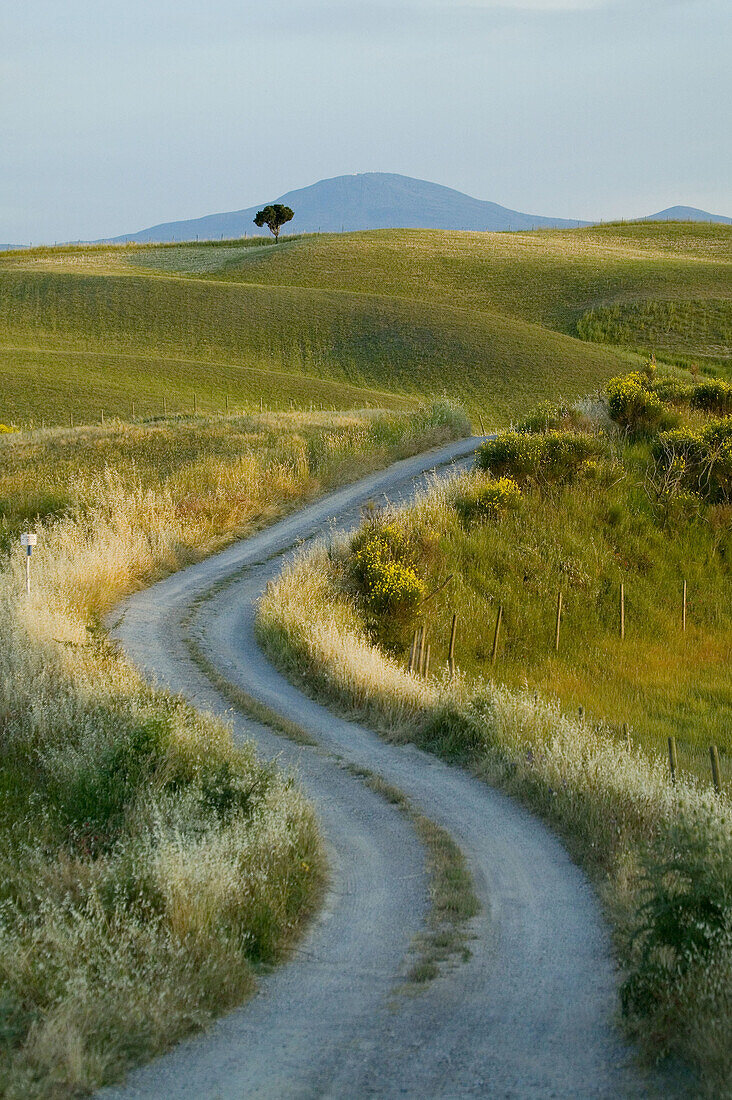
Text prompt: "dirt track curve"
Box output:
[[103, 437, 655, 1099]]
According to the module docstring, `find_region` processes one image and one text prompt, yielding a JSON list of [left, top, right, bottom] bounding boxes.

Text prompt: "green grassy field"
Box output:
[[2, 221, 728, 427], [372, 459, 732, 786]]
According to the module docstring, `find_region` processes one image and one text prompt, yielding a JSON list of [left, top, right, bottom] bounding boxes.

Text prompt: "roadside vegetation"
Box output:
[[0, 403, 467, 1098], [4, 220, 729, 427], [258, 369, 732, 1093]]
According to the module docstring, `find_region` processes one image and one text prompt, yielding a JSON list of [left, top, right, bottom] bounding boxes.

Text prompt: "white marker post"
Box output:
[[20, 533, 37, 595]]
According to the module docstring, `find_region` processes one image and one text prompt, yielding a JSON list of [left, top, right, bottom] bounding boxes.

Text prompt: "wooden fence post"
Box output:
[[478, 412, 486, 436], [408, 628, 419, 673], [193, 393, 197, 415], [710, 745, 722, 794], [131, 402, 135, 420], [623, 722, 631, 751], [620, 582, 625, 640], [555, 591, 562, 652], [448, 612, 457, 679], [682, 580, 687, 632], [491, 604, 503, 664], [163, 395, 167, 418], [423, 644, 431, 678], [418, 626, 427, 676], [668, 736, 678, 783]]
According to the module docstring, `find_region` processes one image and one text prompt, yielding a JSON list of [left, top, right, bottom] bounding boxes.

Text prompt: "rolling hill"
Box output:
[[0, 220, 729, 427]]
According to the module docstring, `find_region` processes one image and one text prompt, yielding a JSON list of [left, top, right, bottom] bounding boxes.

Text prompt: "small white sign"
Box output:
[[20, 533, 37, 547]]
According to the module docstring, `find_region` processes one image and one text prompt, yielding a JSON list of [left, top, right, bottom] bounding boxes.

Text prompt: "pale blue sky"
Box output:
[[1, 0, 730, 242]]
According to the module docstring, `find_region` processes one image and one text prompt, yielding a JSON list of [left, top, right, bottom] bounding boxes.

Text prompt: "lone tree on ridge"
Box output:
[[253, 204, 294, 242]]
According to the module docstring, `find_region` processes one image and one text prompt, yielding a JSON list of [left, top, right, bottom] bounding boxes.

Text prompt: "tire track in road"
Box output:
[[104, 438, 653, 1099]]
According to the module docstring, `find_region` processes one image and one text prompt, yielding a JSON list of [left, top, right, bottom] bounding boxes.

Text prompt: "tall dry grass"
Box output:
[[0, 403, 468, 1098]]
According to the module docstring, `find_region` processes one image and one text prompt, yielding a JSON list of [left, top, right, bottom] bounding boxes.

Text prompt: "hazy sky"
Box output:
[[2, 0, 730, 242]]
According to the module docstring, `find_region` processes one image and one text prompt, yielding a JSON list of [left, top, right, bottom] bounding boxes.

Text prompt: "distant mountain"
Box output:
[[642, 205, 731, 225], [102, 173, 591, 243]]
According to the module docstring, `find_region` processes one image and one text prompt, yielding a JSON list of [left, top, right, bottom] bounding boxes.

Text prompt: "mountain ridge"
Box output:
[[102, 173, 592, 243], [55, 173, 732, 244], [641, 204, 731, 224]]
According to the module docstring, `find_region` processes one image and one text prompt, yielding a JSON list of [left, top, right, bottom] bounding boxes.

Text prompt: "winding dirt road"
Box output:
[[103, 438, 653, 1099]]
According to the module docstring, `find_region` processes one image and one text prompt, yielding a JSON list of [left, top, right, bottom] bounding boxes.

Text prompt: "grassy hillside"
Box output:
[[184, 222, 732, 329], [289, 376, 732, 786], [0, 267, 626, 426], [1, 221, 729, 426], [0, 341, 412, 425]]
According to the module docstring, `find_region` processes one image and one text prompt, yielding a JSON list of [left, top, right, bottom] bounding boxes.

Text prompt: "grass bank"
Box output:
[[257, 380, 732, 1093], [0, 403, 468, 1097]]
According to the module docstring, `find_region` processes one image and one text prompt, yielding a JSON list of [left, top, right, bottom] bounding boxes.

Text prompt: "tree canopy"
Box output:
[[253, 204, 294, 242]]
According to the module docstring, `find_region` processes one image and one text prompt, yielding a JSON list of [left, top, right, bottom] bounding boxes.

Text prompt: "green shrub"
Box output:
[[622, 818, 732, 1027], [580, 457, 625, 486], [452, 477, 522, 525], [649, 376, 694, 406], [476, 431, 604, 486], [653, 420, 732, 503], [199, 759, 270, 822], [476, 432, 539, 481], [514, 401, 567, 435], [606, 373, 669, 434], [56, 715, 170, 851], [653, 426, 704, 459], [702, 417, 732, 501], [691, 379, 732, 417]]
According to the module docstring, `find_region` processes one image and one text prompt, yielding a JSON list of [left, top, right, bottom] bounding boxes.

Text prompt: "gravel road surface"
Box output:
[[103, 438, 654, 1099]]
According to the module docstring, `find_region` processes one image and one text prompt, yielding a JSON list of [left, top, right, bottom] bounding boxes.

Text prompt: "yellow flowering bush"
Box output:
[[653, 418, 732, 502], [690, 379, 732, 416], [477, 430, 604, 485], [606, 372, 668, 434], [452, 476, 522, 525], [351, 523, 425, 617]]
